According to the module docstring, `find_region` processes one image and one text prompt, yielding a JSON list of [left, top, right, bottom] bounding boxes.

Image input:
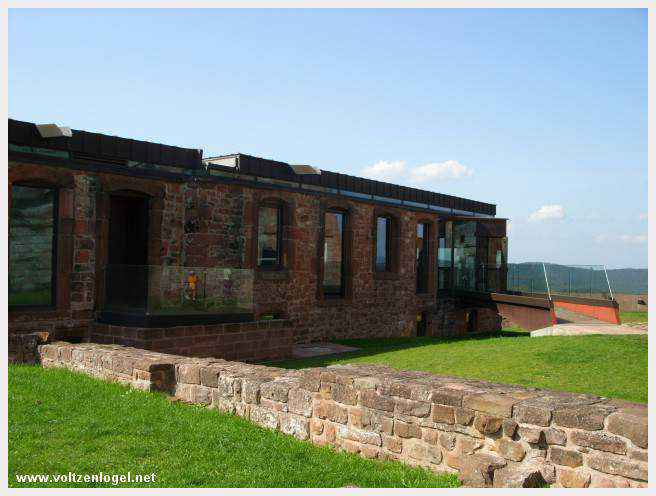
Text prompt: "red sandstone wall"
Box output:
[[9, 160, 502, 346]]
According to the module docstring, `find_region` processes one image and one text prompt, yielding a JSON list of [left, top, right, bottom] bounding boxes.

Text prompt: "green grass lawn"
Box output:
[[9, 365, 457, 488], [620, 311, 648, 324], [276, 331, 648, 404]]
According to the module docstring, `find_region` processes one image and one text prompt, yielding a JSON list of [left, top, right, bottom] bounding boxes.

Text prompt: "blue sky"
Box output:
[[9, 9, 647, 268]]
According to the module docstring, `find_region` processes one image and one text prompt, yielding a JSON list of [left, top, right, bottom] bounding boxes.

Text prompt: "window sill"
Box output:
[[373, 271, 399, 281], [255, 267, 291, 281]]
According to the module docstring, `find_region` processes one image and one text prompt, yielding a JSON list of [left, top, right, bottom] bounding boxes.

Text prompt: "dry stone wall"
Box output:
[[37, 341, 647, 488]]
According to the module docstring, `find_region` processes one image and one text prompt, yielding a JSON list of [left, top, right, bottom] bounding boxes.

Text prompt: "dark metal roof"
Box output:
[[210, 153, 497, 217], [8, 119, 203, 170]]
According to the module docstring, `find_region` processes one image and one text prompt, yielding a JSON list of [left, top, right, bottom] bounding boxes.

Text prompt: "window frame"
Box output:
[[321, 208, 347, 298], [372, 209, 400, 279], [416, 221, 430, 294], [256, 202, 284, 270], [8, 183, 59, 311]]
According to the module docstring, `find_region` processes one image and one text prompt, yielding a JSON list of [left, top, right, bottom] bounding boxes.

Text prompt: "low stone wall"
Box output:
[[89, 320, 293, 362], [36, 341, 647, 488]]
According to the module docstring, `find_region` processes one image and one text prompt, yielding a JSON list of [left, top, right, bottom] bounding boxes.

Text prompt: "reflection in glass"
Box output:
[[416, 223, 429, 293], [9, 185, 56, 306], [323, 211, 345, 296], [376, 216, 391, 271], [257, 205, 281, 267]]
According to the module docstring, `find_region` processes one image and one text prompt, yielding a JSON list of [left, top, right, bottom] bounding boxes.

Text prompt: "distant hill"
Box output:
[[606, 268, 648, 295], [508, 263, 647, 295]]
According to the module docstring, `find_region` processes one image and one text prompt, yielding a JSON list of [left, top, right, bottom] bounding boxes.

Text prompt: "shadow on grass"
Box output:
[[269, 328, 530, 369]]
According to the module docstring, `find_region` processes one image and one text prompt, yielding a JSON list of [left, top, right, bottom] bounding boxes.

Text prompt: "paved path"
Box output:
[[292, 342, 360, 359], [531, 323, 647, 337]]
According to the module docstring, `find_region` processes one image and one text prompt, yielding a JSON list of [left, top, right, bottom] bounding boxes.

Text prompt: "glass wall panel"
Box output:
[[416, 223, 429, 293], [453, 220, 477, 290], [323, 211, 345, 296], [9, 185, 56, 306], [375, 216, 390, 271], [437, 221, 453, 290]]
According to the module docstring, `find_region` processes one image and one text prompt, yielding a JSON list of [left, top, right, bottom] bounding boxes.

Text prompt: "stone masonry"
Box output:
[[38, 341, 648, 488]]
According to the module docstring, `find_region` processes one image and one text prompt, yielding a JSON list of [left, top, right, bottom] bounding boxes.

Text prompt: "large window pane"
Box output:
[[437, 221, 453, 290], [323, 211, 344, 296], [416, 223, 429, 293], [453, 221, 477, 290], [375, 216, 390, 271], [9, 185, 56, 306], [257, 205, 281, 267]]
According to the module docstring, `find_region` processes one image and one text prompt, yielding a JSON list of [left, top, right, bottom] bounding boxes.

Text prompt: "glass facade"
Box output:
[[257, 205, 282, 268], [453, 221, 477, 291], [9, 185, 57, 307], [323, 211, 345, 296], [437, 221, 453, 290]]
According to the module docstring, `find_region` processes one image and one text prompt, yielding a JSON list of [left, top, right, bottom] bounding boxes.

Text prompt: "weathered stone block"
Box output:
[[404, 439, 442, 465], [552, 405, 609, 430], [501, 419, 518, 437], [517, 426, 543, 444], [463, 393, 515, 418], [288, 388, 313, 417], [241, 378, 264, 404], [558, 468, 591, 488], [473, 414, 502, 435], [543, 427, 567, 446], [439, 432, 456, 451], [493, 466, 546, 488], [454, 407, 474, 426], [394, 420, 421, 439], [570, 429, 626, 454], [314, 399, 348, 424], [587, 452, 648, 481], [549, 446, 583, 468], [250, 405, 279, 429], [280, 413, 310, 440], [396, 398, 431, 418], [513, 403, 551, 427], [497, 438, 525, 462], [260, 380, 291, 403], [431, 404, 455, 424], [361, 390, 395, 412], [606, 410, 647, 449], [177, 363, 200, 384], [458, 452, 506, 487], [199, 366, 219, 387], [382, 434, 403, 453], [429, 388, 464, 407], [338, 426, 382, 446]]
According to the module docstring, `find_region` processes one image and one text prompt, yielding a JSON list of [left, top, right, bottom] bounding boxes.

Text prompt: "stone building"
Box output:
[[8, 119, 508, 361]]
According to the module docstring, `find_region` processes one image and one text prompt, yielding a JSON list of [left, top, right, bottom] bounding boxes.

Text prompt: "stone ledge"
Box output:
[[35, 341, 648, 488]]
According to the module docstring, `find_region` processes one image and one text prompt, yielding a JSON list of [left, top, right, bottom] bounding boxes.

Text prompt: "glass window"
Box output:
[[437, 221, 453, 290], [9, 185, 57, 307], [453, 221, 477, 291], [257, 205, 282, 268], [375, 216, 391, 271], [416, 223, 429, 293], [323, 211, 345, 296]]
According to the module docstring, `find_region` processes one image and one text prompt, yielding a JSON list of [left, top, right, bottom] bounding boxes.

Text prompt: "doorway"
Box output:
[[106, 193, 149, 310]]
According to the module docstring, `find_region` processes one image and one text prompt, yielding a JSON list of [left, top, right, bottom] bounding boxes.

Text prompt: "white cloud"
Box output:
[[361, 160, 407, 183], [528, 204, 566, 222], [619, 234, 647, 244], [360, 159, 474, 186], [409, 160, 474, 182], [594, 234, 647, 245]]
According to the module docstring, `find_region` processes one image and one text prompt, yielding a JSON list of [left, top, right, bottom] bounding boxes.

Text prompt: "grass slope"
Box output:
[[9, 365, 457, 488], [620, 311, 648, 324], [277, 332, 647, 404]]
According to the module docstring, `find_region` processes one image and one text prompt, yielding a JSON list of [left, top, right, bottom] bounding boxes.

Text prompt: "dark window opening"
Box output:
[[416, 311, 427, 337], [466, 309, 477, 333], [9, 185, 57, 308], [257, 205, 283, 268], [416, 223, 430, 293], [375, 216, 392, 271], [323, 211, 346, 297], [106, 193, 150, 311]]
